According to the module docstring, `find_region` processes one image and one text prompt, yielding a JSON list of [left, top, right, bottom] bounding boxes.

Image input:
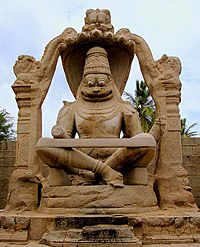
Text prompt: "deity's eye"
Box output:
[[98, 81, 105, 87], [85, 75, 95, 87], [97, 75, 108, 87], [88, 81, 94, 87]]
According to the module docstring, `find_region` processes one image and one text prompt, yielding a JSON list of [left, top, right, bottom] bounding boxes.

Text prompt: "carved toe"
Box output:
[[108, 176, 124, 188], [104, 169, 124, 188]]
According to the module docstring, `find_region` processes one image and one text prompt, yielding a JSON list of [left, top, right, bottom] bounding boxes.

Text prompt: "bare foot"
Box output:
[[101, 166, 124, 188]]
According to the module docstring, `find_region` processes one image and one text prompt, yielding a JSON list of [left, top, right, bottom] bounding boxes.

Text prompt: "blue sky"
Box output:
[[0, 0, 200, 136]]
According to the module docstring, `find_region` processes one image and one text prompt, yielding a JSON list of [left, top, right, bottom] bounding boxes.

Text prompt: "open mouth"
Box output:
[[82, 89, 112, 98], [81, 88, 113, 101]]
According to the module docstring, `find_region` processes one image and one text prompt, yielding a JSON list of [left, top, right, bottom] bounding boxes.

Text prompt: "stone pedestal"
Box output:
[[124, 167, 147, 185], [38, 185, 158, 214]]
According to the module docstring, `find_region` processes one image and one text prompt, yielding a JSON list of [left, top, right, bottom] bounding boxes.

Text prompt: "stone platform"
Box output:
[[38, 185, 158, 214], [1, 243, 200, 247], [0, 210, 200, 246]]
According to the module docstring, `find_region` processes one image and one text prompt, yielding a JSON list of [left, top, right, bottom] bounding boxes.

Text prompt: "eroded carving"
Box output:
[[80, 9, 114, 40]]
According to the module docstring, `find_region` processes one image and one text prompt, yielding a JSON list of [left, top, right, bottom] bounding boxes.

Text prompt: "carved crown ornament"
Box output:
[[59, 8, 137, 97]]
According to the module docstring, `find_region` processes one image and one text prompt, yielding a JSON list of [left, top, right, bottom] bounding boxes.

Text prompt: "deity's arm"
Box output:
[[149, 116, 166, 141], [51, 101, 76, 139], [122, 103, 143, 137]]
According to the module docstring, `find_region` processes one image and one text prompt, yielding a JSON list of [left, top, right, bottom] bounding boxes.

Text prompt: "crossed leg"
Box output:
[[36, 146, 124, 187]]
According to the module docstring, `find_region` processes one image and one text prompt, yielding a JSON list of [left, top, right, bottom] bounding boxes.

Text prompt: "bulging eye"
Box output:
[[98, 80, 105, 87], [88, 81, 94, 87], [97, 75, 107, 87]]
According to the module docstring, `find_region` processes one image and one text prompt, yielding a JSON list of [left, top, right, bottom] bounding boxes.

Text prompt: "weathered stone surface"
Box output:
[[48, 168, 71, 187], [6, 172, 39, 211], [124, 167, 147, 185], [182, 146, 193, 156], [81, 225, 136, 241], [0, 229, 28, 242], [1, 216, 15, 229], [54, 215, 128, 230], [29, 217, 53, 240], [15, 217, 29, 230], [131, 214, 200, 245], [41, 224, 141, 246], [0, 140, 15, 209], [182, 138, 200, 208], [0, 213, 199, 244], [40, 230, 66, 245], [62, 243, 142, 247], [39, 185, 157, 214]]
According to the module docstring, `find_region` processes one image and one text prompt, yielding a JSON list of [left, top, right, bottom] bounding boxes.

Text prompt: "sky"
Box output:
[[0, 0, 200, 137]]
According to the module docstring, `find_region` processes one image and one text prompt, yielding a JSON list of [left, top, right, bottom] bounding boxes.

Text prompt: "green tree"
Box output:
[[123, 80, 156, 132], [181, 118, 198, 137], [0, 107, 15, 140], [124, 81, 199, 137]]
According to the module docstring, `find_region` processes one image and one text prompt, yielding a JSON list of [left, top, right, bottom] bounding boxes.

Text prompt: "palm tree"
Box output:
[[123, 80, 156, 132], [181, 118, 198, 137]]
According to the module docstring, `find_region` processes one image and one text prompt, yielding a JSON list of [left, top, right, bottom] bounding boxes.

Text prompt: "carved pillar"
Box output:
[[155, 85, 195, 208], [29, 85, 43, 176], [13, 85, 32, 170], [132, 33, 197, 208], [5, 29, 77, 211], [6, 85, 39, 211]]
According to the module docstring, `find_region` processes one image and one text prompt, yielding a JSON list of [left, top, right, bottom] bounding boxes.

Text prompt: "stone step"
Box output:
[[0, 229, 28, 242], [40, 224, 142, 246], [0, 212, 200, 245], [54, 215, 128, 230]]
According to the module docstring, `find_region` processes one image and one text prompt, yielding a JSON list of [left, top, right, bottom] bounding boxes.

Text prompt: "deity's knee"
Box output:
[[36, 146, 63, 168], [106, 133, 156, 173], [129, 133, 156, 167]]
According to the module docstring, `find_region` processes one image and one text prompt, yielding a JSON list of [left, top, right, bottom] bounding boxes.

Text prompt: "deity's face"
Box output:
[[80, 73, 113, 102]]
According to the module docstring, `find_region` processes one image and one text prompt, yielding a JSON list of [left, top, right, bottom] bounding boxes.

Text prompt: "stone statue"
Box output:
[[36, 46, 156, 188], [6, 8, 197, 212]]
